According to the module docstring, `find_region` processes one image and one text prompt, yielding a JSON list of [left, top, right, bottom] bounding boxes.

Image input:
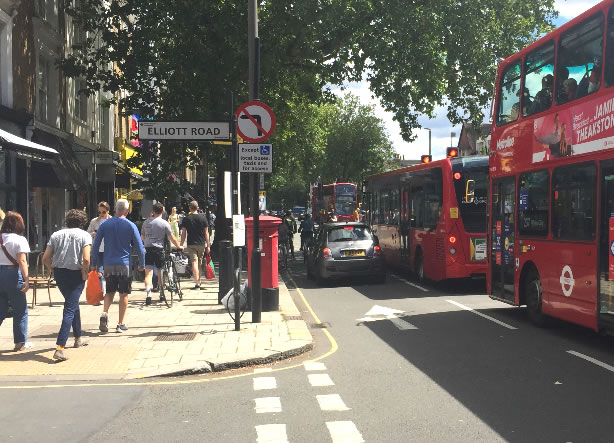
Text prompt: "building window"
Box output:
[[0, 10, 13, 108], [75, 78, 88, 122], [38, 58, 50, 121]]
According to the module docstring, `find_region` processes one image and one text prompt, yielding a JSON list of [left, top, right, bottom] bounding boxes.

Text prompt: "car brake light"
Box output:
[[374, 245, 381, 256], [322, 248, 331, 258], [449, 235, 457, 244]]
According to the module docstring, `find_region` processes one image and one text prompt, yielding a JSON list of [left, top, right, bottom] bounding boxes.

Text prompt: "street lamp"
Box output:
[[424, 128, 432, 156]]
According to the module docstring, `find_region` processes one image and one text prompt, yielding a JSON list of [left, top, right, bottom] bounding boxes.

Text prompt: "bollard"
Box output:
[[218, 240, 233, 304]]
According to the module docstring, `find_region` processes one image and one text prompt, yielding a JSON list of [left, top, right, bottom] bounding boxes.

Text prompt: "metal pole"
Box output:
[[249, 0, 262, 323], [230, 95, 241, 331], [429, 129, 432, 157]]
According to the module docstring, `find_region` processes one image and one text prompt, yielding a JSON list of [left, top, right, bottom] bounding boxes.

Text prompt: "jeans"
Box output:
[[53, 268, 85, 347], [0, 265, 28, 344], [97, 252, 105, 293]]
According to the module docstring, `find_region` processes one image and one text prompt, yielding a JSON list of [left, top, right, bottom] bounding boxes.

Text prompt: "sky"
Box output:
[[333, 0, 600, 161]]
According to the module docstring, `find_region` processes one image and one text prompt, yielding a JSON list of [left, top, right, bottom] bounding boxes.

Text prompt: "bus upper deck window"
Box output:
[[496, 61, 521, 126]]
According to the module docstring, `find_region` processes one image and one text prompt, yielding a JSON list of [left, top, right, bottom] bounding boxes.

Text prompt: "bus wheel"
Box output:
[[526, 270, 546, 327], [415, 251, 424, 281]]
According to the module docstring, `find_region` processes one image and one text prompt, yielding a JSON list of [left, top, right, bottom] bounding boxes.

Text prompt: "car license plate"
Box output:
[[343, 250, 365, 257]]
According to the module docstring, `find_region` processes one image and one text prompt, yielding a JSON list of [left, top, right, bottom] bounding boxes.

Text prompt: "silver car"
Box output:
[[306, 222, 386, 285]]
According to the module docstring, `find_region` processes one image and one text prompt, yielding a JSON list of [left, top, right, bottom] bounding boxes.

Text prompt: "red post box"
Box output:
[[246, 216, 282, 311]]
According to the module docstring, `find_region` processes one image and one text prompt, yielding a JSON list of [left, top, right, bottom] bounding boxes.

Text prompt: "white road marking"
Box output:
[[446, 300, 518, 330], [392, 275, 428, 292], [255, 424, 288, 443], [326, 421, 365, 443], [254, 397, 282, 413], [254, 367, 273, 373], [316, 394, 350, 411], [389, 316, 418, 330], [253, 377, 277, 391], [567, 350, 614, 373], [304, 361, 327, 371], [308, 373, 335, 387]]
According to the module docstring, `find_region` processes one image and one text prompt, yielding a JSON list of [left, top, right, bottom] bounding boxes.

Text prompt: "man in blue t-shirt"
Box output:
[[91, 199, 145, 333]]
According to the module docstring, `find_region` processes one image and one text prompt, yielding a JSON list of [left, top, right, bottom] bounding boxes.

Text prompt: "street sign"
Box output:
[[239, 143, 272, 173], [259, 191, 266, 211], [236, 101, 276, 143], [138, 121, 230, 141]]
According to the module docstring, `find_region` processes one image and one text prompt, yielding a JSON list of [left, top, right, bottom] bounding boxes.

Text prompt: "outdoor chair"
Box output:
[[29, 251, 53, 308]]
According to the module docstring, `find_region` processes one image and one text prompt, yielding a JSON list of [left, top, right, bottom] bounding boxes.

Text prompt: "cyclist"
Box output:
[[298, 213, 314, 251], [283, 210, 297, 258], [141, 202, 183, 305]]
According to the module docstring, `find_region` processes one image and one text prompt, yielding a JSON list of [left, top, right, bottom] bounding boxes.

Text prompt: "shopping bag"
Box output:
[[86, 270, 104, 305], [205, 254, 215, 280]]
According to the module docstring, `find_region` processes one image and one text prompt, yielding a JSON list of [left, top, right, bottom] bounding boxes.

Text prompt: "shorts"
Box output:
[[185, 244, 206, 265], [145, 247, 165, 269], [105, 274, 132, 294]]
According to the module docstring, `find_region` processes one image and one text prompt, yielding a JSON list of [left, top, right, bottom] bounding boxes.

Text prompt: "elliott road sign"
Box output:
[[138, 121, 230, 141], [236, 101, 276, 143]]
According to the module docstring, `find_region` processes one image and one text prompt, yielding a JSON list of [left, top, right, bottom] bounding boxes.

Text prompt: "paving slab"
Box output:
[[0, 269, 313, 381]]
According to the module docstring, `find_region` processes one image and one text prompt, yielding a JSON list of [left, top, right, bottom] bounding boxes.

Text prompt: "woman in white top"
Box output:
[[43, 210, 91, 361], [0, 211, 30, 351]]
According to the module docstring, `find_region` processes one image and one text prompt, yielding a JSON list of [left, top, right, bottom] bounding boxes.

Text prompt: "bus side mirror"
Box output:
[[465, 179, 475, 203]]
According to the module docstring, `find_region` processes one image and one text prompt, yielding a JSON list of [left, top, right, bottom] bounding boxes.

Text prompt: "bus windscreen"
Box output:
[[453, 160, 488, 233], [335, 184, 356, 215]]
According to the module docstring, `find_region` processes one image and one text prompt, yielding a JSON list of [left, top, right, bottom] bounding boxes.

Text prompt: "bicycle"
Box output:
[[301, 234, 314, 263], [278, 238, 289, 269], [159, 251, 183, 307]]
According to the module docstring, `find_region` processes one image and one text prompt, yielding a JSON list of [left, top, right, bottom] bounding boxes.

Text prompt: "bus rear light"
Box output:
[[322, 248, 331, 258], [449, 248, 456, 255], [374, 245, 382, 256], [449, 235, 457, 244], [454, 172, 462, 180]]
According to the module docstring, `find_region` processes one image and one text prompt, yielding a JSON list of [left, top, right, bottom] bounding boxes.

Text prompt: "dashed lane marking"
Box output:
[[316, 394, 350, 411], [304, 362, 327, 371], [446, 300, 518, 330], [567, 350, 614, 373], [326, 421, 365, 443], [255, 424, 288, 443], [391, 275, 428, 292], [254, 367, 273, 373], [253, 377, 277, 391], [254, 397, 282, 413], [308, 373, 335, 387]]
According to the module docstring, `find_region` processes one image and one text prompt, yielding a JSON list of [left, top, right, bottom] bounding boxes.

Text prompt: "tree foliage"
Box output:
[[62, 0, 556, 201]]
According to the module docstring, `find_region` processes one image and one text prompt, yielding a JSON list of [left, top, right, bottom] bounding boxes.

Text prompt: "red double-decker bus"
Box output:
[[367, 156, 489, 281], [311, 183, 358, 224], [489, 0, 614, 331]]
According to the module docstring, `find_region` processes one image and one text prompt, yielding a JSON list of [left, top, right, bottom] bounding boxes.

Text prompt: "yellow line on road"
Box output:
[[0, 272, 337, 390]]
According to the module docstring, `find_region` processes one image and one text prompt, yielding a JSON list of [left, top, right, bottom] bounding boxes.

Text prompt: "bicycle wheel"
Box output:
[[171, 260, 183, 301], [160, 265, 173, 308]]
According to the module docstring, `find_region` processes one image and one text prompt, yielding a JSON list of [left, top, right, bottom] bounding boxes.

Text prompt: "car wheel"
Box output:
[[526, 269, 546, 327]]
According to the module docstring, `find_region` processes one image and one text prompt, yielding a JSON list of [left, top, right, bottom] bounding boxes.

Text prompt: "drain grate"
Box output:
[[283, 315, 302, 321], [154, 332, 197, 342], [310, 322, 330, 329]]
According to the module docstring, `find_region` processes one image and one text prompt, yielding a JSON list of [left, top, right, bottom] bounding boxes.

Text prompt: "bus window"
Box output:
[[518, 170, 549, 237], [605, 6, 614, 88], [557, 13, 604, 103], [551, 163, 597, 241], [496, 60, 522, 126], [454, 167, 487, 233], [524, 41, 554, 115]]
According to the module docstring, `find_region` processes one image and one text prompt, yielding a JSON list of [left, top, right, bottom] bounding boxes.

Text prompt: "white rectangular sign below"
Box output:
[[138, 121, 230, 141], [239, 144, 272, 173], [232, 214, 245, 247]]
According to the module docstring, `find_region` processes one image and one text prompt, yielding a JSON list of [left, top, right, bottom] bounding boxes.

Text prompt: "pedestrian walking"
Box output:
[[87, 201, 111, 297], [180, 200, 210, 289], [169, 206, 180, 242], [42, 209, 91, 361], [0, 211, 31, 351], [91, 199, 145, 333], [141, 202, 183, 305], [206, 208, 216, 238]]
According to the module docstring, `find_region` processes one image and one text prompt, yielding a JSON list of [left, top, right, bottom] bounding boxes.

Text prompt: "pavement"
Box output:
[[0, 267, 313, 382]]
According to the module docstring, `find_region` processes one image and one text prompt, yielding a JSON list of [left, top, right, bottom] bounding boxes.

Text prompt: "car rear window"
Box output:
[[327, 226, 372, 242]]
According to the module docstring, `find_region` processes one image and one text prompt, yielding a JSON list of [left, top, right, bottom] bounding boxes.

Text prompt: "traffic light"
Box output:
[[446, 147, 459, 158], [421, 155, 432, 164]]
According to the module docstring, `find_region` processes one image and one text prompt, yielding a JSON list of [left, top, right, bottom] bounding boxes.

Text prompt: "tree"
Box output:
[[61, 0, 556, 201]]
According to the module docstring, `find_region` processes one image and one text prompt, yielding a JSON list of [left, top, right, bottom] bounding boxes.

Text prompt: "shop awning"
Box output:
[[32, 130, 89, 190], [0, 127, 58, 157]]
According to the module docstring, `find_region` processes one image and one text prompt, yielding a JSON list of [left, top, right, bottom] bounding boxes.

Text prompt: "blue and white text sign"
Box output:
[[239, 144, 272, 173]]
